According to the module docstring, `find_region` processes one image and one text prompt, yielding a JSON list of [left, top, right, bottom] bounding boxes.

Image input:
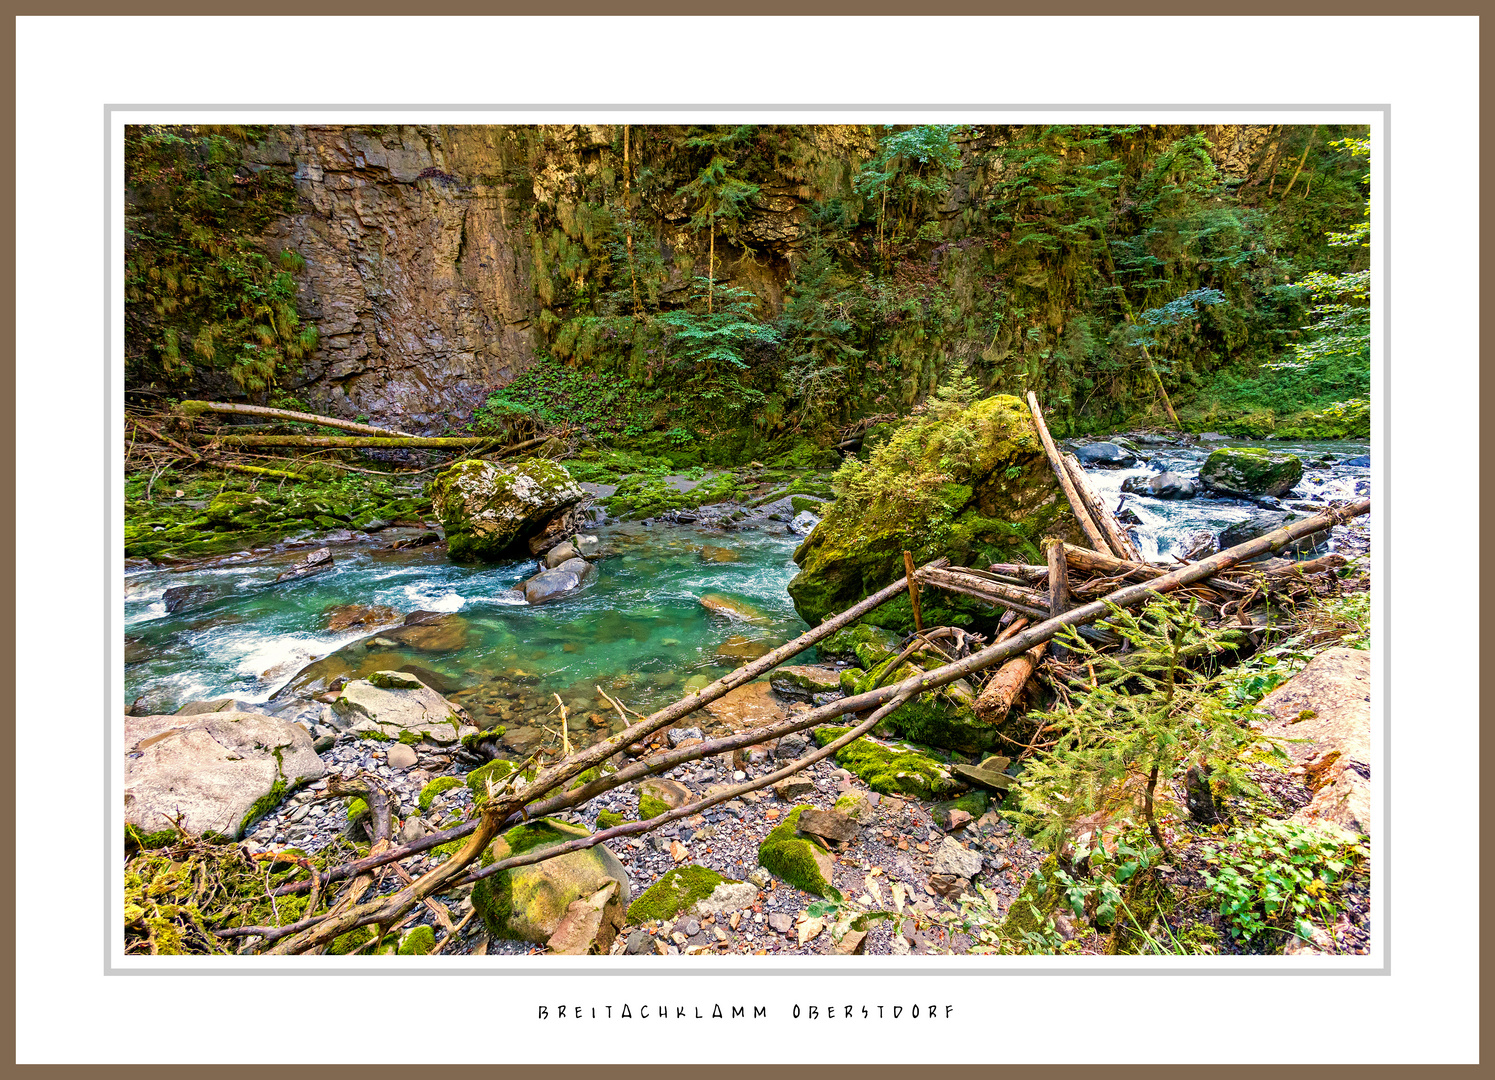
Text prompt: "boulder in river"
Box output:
[[429, 458, 586, 563], [384, 610, 472, 652], [273, 547, 335, 585], [700, 593, 770, 624], [521, 558, 595, 605], [1073, 441, 1138, 468], [1199, 448, 1304, 498], [1344, 454, 1370, 468], [1217, 511, 1328, 558], [789, 509, 821, 535], [124, 710, 325, 840], [788, 395, 1076, 632], [1146, 471, 1196, 499], [323, 603, 402, 633], [543, 541, 580, 569]]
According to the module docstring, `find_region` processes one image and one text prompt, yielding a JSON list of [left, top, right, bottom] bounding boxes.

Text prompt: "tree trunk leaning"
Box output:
[[1061, 451, 1143, 562], [1025, 392, 1113, 555]]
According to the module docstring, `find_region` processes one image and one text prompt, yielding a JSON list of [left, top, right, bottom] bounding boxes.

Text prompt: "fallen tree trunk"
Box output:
[[919, 566, 1052, 621], [128, 418, 306, 482], [178, 399, 414, 438], [1025, 392, 1113, 554], [974, 642, 1047, 725], [207, 434, 500, 449], [1061, 451, 1143, 562]]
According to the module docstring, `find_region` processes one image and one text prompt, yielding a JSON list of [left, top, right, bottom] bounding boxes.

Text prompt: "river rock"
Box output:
[[574, 534, 602, 558], [553, 557, 597, 582], [700, 593, 770, 624], [932, 836, 984, 879], [323, 603, 403, 633], [788, 395, 1076, 631], [527, 502, 588, 557], [639, 777, 692, 809], [273, 547, 335, 585], [429, 458, 586, 563], [1146, 471, 1196, 499], [693, 882, 759, 918], [471, 818, 631, 945], [774, 733, 810, 760], [699, 544, 739, 563], [769, 665, 842, 699], [332, 671, 470, 744], [522, 568, 581, 605], [543, 541, 580, 568], [546, 880, 624, 955], [161, 585, 218, 615], [1257, 647, 1371, 836], [797, 808, 859, 843], [124, 711, 326, 839], [1073, 441, 1137, 468], [1199, 448, 1304, 497], [715, 635, 776, 662], [701, 681, 784, 729], [386, 742, 419, 769], [383, 610, 472, 652], [1344, 455, 1370, 467], [174, 697, 257, 716], [789, 510, 821, 535]]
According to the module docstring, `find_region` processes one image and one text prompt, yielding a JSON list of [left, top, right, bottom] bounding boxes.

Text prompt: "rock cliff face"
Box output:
[[225, 123, 1291, 434], [245, 126, 540, 431]]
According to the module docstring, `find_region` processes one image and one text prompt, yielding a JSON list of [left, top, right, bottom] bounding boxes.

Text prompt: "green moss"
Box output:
[[461, 725, 505, 750], [567, 764, 612, 792], [816, 622, 901, 666], [932, 790, 990, 821], [418, 776, 463, 812], [757, 805, 839, 899], [346, 797, 369, 823], [790, 495, 825, 514], [398, 729, 422, 745], [600, 470, 745, 520], [996, 855, 1064, 948], [124, 824, 184, 852], [595, 809, 634, 830], [813, 727, 962, 800], [637, 793, 670, 821], [326, 926, 378, 955], [237, 778, 287, 837], [1104, 867, 1177, 955], [466, 758, 517, 796], [625, 864, 734, 923], [470, 817, 595, 938], [398, 925, 437, 956], [358, 729, 392, 743]]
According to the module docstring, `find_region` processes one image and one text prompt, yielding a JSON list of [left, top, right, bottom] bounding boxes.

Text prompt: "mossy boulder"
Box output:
[[417, 776, 463, 812], [757, 805, 839, 898], [466, 757, 518, 797], [429, 457, 585, 563], [813, 727, 962, 800], [997, 855, 1065, 947], [816, 623, 901, 667], [1198, 448, 1304, 498], [626, 864, 734, 923], [471, 818, 631, 944], [333, 672, 468, 744], [788, 395, 1075, 633]]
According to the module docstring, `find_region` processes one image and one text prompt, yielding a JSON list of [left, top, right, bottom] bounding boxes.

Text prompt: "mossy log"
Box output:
[[178, 399, 414, 438], [208, 435, 500, 449]]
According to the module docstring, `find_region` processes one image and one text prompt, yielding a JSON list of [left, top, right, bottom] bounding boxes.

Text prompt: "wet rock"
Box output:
[[1343, 455, 1370, 467], [385, 610, 472, 652], [161, 584, 217, 615], [715, 635, 777, 663], [323, 603, 402, 633], [274, 547, 335, 585], [174, 698, 256, 716], [789, 510, 821, 535], [543, 541, 580, 568], [1073, 442, 1137, 468], [1199, 448, 1304, 498], [124, 711, 326, 839], [429, 458, 586, 563], [574, 534, 602, 558], [698, 544, 739, 563], [700, 593, 770, 624]]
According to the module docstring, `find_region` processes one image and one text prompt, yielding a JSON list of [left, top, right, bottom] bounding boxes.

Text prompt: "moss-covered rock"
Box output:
[[813, 727, 962, 800], [1198, 448, 1304, 498], [595, 809, 634, 830], [398, 924, 436, 955], [637, 793, 671, 821], [757, 805, 839, 898], [816, 623, 901, 667], [470, 818, 631, 943], [418, 776, 463, 812], [788, 395, 1075, 633], [626, 864, 734, 923], [429, 457, 585, 563], [465, 758, 517, 797]]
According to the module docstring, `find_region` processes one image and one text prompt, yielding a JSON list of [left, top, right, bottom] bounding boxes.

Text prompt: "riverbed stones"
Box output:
[[701, 682, 783, 729], [124, 710, 326, 839], [639, 777, 691, 810], [333, 671, 469, 744], [1124, 470, 1196, 500], [323, 603, 402, 633], [430, 458, 586, 563], [384, 610, 472, 652], [471, 818, 631, 944], [1199, 448, 1304, 498], [694, 881, 760, 918], [274, 547, 335, 584], [932, 836, 984, 879], [700, 593, 770, 624], [715, 635, 776, 662], [797, 808, 859, 843], [386, 742, 419, 770]]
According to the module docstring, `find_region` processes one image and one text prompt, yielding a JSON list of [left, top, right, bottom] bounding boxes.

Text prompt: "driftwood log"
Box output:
[[1026, 392, 1112, 554], [178, 399, 415, 438]]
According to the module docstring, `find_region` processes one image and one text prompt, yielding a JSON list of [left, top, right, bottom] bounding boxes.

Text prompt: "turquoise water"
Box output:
[[124, 523, 812, 737]]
